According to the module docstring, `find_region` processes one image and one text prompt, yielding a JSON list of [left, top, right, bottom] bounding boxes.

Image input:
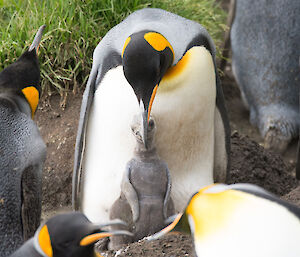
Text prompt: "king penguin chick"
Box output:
[[10, 212, 133, 257], [0, 25, 46, 256], [109, 115, 174, 249], [73, 8, 231, 223], [149, 183, 300, 257]]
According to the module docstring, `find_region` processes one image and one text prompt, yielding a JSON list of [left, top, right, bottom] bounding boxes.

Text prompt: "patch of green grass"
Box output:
[[0, 0, 226, 97]]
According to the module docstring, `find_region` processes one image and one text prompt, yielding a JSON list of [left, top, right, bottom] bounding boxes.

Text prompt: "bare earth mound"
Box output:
[[228, 132, 297, 196]]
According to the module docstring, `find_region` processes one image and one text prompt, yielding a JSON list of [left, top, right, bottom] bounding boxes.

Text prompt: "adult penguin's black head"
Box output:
[[122, 30, 174, 148], [33, 212, 133, 257], [0, 25, 45, 118]]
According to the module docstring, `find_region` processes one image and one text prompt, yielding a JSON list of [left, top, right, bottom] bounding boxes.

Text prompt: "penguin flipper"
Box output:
[[163, 164, 173, 219], [72, 42, 122, 211], [121, 164, 139, 223], [21, 164, 42, 240], [72, 67, 98, 210], [214, 60, 231, 183]]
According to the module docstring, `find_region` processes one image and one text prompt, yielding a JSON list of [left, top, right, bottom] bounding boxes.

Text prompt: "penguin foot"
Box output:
[[263, 125, 291, 153], [258, 108, 298, 153], [107, 220, 133, 250], [108, 233, 132, 250]]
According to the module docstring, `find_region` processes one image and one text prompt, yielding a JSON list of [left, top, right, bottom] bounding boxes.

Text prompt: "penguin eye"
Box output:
[[57, 236, 76, 248], [60, 239, 74, 248], [148, 119, 154, 130]]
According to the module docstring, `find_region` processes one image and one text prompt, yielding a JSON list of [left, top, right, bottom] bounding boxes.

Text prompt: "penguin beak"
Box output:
[[80, 219, 133, 246], [140, 84, 158, 149], [140, 101, 149, 149], [147, 213, 183, 241], [29, 25, 46, 54], [80, 230, 133, 246]]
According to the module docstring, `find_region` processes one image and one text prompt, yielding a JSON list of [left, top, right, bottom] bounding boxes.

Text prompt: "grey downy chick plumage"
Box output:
[[109, 115, 174, 249]]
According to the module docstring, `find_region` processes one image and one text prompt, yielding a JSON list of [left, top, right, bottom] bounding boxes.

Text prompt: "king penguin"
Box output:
[[0, 25, 47, 256], [73, 8, 230, 223], [149, 183, 300, 257], [10, 212, 133, 257]]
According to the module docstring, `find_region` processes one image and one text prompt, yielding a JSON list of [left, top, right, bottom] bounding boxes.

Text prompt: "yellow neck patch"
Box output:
[[38, 225, 53, 257], [144, 32, 174, 58], [186, 189, 245, 240], [162, 50, 191, 81], [159, 46, 213, 93], [122, 37, 131, 58], [22, 86, 39, 118]]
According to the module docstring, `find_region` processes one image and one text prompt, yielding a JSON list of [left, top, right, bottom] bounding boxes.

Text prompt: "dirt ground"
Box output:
[[34, 3, 300, 256]]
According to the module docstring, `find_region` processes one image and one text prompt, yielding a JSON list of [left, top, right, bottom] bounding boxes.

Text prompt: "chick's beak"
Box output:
[[140, 101, 148, 149]]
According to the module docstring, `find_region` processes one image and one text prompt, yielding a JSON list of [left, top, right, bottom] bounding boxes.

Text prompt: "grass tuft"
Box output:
[[0, 0, 227, 97]]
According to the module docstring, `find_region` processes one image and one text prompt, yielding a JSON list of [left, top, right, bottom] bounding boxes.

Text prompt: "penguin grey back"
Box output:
[[0, 26, 46, 256], [231, 0, 300, 152], [0, 97, 46, 256]]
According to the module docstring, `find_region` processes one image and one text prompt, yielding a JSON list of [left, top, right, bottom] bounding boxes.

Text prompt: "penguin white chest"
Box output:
[[152, 46, 217, 211], [82, 66, 139, 222]]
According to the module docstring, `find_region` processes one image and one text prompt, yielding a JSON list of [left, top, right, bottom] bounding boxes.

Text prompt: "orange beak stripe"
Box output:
[[161, 213, 182, 234], [148, 84, 158, 122], [79, 232, 113, 246], [36, 44, 40, 54]]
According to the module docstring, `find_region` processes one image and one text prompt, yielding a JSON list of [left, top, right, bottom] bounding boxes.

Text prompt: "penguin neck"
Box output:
[[134, 143, 158, 160], [9, 237, 42, 256], [0, 92, 31, 117]]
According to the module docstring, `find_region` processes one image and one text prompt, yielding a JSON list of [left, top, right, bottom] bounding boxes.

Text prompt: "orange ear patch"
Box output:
[[144, 32, 174, 58], [122, 37, 131, 58], [38, 225, 53, 257], [22, 86, 39, 118]]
